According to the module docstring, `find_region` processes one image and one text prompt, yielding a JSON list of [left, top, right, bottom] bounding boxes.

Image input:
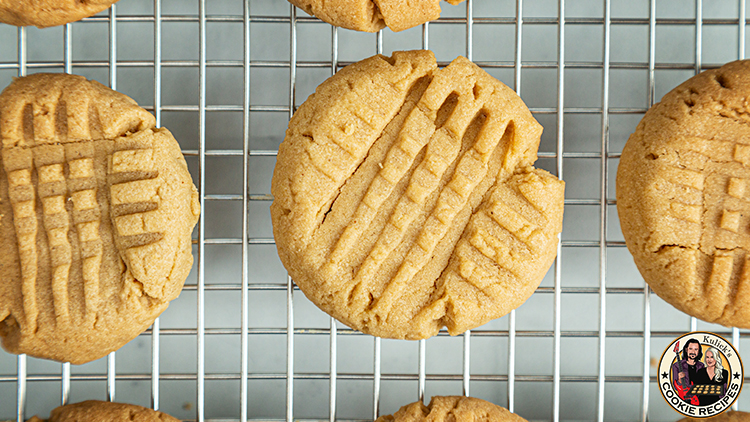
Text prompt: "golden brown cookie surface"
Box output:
[[376, 396, 527, 422], [0, 0, 119, 28], [617, 60, 750, 328], [28, 400, 180, 422], [271, 50, 564, 340], [678, 411, 750, 422], [0, 73, 200, 364], [289, 0, 465, 32]]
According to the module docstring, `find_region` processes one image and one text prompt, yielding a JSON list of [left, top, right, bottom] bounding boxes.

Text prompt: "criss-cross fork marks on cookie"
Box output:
[[616, 60, 750, 329], [3, 140, 163, 332], [272, 50, 564, 339], [657, 135, 750, 319], [0, 73, 199, 364]]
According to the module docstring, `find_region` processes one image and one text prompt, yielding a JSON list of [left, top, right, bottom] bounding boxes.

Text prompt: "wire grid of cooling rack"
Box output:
[[3, 0, 750, 421]]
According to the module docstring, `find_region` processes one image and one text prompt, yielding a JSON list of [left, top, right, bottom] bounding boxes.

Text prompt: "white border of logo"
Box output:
[[658, 331, 744, 418]]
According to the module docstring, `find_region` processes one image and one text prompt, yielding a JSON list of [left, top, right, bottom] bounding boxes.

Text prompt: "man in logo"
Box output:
[[671, 338, 704, 405]]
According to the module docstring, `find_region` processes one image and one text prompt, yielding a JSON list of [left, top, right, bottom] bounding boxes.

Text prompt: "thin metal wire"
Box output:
[[688, 0, 702, 339], [462, 332, 471, 397], [330, 317, 337, 422], [61, 362, 70, 406], [732, 0, 745, 411], [15, 26, 26, 422], [553, 1, 565, 420], [197, 0, 208, 420], [151, 0, 162, 411], [641, 291, 652, 422], [153, 0, 161, 126], [241, 0, 252, 420], [597, 1, 610, 420], [107, 4, 118, 403], [188, 237, 631, 247], [109, 4, 118, 87], [4, 13, 745, 25], [462, 0, 474, 399], [287, 6, 298, 422], [741, 0, 747, 60], [0, 371, 724, 385], [466, 0, 473, 60], [508, 0, 523, 411], [734, 324, 741, 412], [403, 9, 436, 401], [329, 23, 340, 422], [16, 354, 25, 422], [287, 274, 295, 422], [1, 58, 746, 73], [107, 354, 116, 401], [0, 325, 735, 341], [423, 22, 429, 49], [373, 27, 384, 422], [61, 20, 73, 409], [695, 0, 702, 75], [641, 2, 657, 419], [64, 24, 72, 74], [147, 284, 688, 296], [373, 338, 381, 420], [418, 340, 426, 402]]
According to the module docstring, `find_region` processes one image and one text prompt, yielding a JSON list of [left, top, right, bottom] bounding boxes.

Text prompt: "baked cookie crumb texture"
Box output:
[[28, 400, 180, 422], [271, 50, 564, 340], [677, 411, 750, 422], [288, 0, 465, 32], [617, 59, 750, 328], [375, 396, 528, 422], [0, 73, 200, 364], [0, 0, 119, 28]]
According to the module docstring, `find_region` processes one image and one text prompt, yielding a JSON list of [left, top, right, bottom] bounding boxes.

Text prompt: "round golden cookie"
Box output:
[[289, 0, 465, 32], [678, 411, 750, 422], [28, 400, 180, 422], [376, 396, 527, 422], [0, 0, 119, 28], [617, 60, 750, 328], [0, 73, 200, 364], [271, 50, 564, 340]]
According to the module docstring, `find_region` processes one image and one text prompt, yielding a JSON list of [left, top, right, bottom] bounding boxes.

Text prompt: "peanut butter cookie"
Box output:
[[0, 0, 119, 28], [618, 60, 750, 328], [289, 0, 465, 32], [271, 50, 564, 340], [28, 400, 180, 422], [0, 73, 200, 364], [376, 396, 527, 422]]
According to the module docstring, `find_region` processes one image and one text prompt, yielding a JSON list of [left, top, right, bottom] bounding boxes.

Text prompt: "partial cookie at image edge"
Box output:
[[288, 0, 465, 32], [375, 396, 528, 422], [617, 59, 750, 328], [27, 400, 180, 422], [0, 73, 200, 364], [0, 0, 120, 28]]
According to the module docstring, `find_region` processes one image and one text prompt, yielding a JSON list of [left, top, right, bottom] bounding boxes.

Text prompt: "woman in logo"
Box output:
[[694, 347, 729, 405]]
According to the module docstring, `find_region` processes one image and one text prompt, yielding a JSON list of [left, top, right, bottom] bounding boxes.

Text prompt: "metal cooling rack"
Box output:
[[2, 0, 750, 421]]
